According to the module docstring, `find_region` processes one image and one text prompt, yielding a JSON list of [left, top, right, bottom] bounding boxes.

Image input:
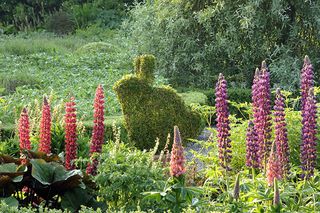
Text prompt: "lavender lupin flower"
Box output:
[[301, 88, 317, 178], [274, 88, 289, 175], [254, 61, 272, 170], [301, 55, 314, 115], [215, 73, 232, 171], [246, 121, 259, 168], [170, 126, 186, 178]]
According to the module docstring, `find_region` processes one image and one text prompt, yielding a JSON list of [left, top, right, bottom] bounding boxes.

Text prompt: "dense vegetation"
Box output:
[[1, 0, 320, 212]]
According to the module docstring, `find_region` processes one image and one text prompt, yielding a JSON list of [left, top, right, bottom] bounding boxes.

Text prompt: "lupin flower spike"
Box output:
[[246, 121, 259, 169], [65, 97, 77, 170], [274, 89, 289, 176], [266, 142, 282, 186], [87, 85, 105, 175], [170, 126, 186, 178], [215, 73, 232, 171], [301, 88, 317, 178], [19, 107, 31, 151], [39, 97, 52, 154]]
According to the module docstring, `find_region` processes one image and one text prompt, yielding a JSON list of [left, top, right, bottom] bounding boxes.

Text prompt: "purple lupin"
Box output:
[[301, 56, 314, 115], [215, 73, 232, 171], [245, 121, 259, 169], [253, 62, 272, 170], [274, 88, 289, 176], [301, 88, 317, 178]]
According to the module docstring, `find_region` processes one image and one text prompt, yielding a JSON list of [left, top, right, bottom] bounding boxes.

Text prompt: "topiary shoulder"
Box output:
[[113, 55, 202, 150]]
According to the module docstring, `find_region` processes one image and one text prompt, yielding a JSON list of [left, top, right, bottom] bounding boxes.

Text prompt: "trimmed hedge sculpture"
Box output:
[[113, 55, 202, 150]]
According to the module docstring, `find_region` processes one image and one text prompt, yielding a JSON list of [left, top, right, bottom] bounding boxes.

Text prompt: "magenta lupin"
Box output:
[[215, 73, 232, 171], [300, 55, 314, 115], [301, 88, 317, 178], [274, 88, 289, 175], [253, 62, 272, 170], [245, 121, 259, 168]]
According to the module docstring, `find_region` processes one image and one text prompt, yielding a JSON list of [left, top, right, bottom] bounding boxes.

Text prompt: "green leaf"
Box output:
[[30, 159, 82, 185], [61, 187, 92, 212], [0, 197, 19, 207], [0, 163, 17, 173], [142, 191, 162, 202], [0, 163, 24, 182]]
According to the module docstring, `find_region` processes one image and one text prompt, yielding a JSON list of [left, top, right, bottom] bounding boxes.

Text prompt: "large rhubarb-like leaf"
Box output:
[[0, 163, 25, 180], [30, 159, 82, 185], [61, 187, 106, 212]]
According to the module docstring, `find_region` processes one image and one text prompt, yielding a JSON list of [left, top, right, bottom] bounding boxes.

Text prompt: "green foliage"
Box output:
[[0, 0, 139, 32], [76, 42, 116, 55], [143, 176, 202, 213], [114, 56, 203, 150], [124, 0, 320, 89], [45, 11, 76, 35], [179, 91, 207, 106], [0, 73, 41, 95], [0, 151, 102, 211], [205, 88, 252, 108], [134, 54, 156, 84], [63, 0, 140, 29], [0, 38, 129, 125], [0, 0, 64, 32], [0, 32, 86, 55], [95, 141, 165, 211]]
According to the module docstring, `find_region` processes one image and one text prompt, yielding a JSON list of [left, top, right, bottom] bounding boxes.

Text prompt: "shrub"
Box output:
[[46, 11, 76, 35], [124, 1, 320, 88], [76, 42, 117, 55], [179, 91, 207, 106], [95, 141, 164, 211], [0, 73, 41, 95], [114, 55, 203, 150], [204, 88, 251, 119]]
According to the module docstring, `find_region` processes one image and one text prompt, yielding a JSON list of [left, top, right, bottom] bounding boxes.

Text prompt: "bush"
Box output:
[[0, 73, 41, 95], [0, 32, 86, 55], [124, 1, 320, 88], [114, 55, 203, 150], [76, 42, 117, 55], [46, 11, 76, 35], [204, 88, 252, 119], [179, 91, 207, 106], [95, 141, 164, 211]]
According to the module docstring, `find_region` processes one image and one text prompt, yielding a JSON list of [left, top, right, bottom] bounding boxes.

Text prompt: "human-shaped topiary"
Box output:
[[114, 55, 202, 150]]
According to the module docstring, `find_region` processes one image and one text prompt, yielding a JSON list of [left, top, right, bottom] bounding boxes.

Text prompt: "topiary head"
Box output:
[[134, 54, 156, 84]]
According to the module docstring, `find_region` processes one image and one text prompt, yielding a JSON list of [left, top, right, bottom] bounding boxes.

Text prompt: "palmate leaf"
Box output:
[[61, 187, 91, 212], [29, 159, 84, 199], [0, 163, 25, 197], [0, 163, 25, 180], [30, 159, 82, 185]]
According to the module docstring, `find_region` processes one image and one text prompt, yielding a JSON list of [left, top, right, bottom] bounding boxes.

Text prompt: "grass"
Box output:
[[0, 32, 133, 125], [0, 31, 207, 131], [0, 32, 87, 55]]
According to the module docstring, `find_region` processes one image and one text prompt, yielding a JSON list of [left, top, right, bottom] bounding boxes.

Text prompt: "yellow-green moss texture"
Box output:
[[113, 55, 202, 150]]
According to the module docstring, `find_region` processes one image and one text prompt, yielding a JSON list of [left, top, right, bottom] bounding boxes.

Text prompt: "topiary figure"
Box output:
[[114, 55, 201, 149], [114, 55, 202, 150]]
